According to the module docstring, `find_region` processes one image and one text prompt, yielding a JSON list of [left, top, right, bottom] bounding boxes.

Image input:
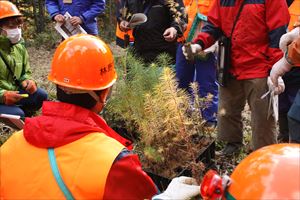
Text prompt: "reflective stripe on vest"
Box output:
[[0, 131, 124, 199]]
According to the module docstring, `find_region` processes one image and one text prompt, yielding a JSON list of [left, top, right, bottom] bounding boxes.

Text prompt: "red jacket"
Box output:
[[20, 101, 157, 199], [195, 0, 290, 80]]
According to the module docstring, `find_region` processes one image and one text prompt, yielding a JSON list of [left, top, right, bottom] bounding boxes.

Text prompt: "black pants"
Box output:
[[288, 117, 300, 143]]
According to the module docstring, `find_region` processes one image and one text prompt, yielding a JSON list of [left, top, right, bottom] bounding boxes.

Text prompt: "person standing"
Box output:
[[0, 1, 48, 118], [117, 0, 187, 63], [175, 0, 218, 127], [271, 21, 300, 143], [277, 0, 300, 142], [45, 0, 105, 35], [183, 0, 290, 154]]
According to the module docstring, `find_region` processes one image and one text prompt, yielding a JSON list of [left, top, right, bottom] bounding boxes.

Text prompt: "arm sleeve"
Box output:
[[81, 0, 105, 24], [19, 48, 32, 82], [103, 150, 158, 199], [287, 37, 300, 66], [169, 0, 187, 37], [116, 0, 125, 24], [45, 0, 60, 19], [266, 0, 290, 64], [193, 0, 222, 49]]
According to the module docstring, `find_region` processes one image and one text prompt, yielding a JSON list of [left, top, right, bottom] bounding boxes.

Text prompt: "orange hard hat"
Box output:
[[48, 34, 117, 91], [0, 1, 22, 20], [226, 144, 300, 199]]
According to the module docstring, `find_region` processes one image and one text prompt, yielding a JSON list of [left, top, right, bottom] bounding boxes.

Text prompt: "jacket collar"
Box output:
[[23, 101, 132, 149]]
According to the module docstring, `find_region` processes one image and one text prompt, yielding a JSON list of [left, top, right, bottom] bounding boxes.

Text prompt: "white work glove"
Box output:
[[270, 57, 293, 92], [267, 76, 285, 95], [204, 42, 218, 54], [152, 176, 200, 200], [279, 27, 300, 52], [182, 44, 202, 60]]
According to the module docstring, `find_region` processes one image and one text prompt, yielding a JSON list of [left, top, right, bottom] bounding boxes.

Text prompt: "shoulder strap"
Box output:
[[229, 0, 246, 37], [0, 51, 20, 86], [48, 148, 75, 200]]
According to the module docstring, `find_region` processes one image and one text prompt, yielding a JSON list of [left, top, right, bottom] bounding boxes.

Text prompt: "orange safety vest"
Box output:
[[180, 0, 214, 42], [116, 23, 134, 42], [288, 0, 300, 31], [0, 131, 124, 199]]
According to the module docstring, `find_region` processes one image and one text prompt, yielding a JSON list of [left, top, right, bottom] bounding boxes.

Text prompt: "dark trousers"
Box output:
[[0, 88, 48, 117], [288, 89, 300, 143], [278, 86, 299, 142]]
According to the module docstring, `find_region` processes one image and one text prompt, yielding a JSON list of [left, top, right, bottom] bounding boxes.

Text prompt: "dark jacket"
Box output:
[[117, 0, 186, 63]]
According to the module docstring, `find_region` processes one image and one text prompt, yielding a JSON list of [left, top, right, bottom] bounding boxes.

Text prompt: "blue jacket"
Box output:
[[45, 0, 105, 35]]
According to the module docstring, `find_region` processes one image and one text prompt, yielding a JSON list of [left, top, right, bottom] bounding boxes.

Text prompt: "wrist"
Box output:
[[284, 51, 294, 68]]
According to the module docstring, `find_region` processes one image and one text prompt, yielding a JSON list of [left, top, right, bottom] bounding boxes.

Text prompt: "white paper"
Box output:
[[128, 13, 147, 28], [54, 12, 87, 39]]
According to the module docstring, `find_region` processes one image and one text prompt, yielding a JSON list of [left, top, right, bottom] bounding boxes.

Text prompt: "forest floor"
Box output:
[[0, 43, 255, 177]]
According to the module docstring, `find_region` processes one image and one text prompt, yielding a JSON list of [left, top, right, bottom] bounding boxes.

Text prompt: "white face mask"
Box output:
[[4, 28, 22, 44]]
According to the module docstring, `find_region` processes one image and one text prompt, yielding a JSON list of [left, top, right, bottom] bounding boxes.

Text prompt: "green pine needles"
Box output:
[[105, 52, 215, 179]]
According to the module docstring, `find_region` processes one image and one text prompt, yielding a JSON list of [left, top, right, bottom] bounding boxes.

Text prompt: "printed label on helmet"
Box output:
[[100, 63, 113, 75]]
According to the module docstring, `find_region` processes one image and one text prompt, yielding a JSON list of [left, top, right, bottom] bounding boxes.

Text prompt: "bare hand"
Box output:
[[163, 27, 177, 42], [54, 14, 65, 23], [70, 16, 83, 26], [22, 80, 37, 94], [119, 20, 130, 32]]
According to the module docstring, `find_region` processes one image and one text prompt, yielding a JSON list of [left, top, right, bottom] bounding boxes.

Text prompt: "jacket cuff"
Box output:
[[50, 12, 60, 21]]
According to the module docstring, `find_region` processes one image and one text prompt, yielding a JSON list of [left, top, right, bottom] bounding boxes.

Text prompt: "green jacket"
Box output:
[[0, 36, 32, 104]]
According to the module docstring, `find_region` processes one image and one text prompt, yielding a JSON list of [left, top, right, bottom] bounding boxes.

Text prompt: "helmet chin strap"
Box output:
[[58, 85, 104, 103]]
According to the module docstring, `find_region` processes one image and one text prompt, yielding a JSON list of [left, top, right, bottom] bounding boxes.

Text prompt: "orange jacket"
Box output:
[[181, 0, 214, 41], [0, 132, 124, 199], [288, 0, 300, 31], [287, 36, 300, 66]]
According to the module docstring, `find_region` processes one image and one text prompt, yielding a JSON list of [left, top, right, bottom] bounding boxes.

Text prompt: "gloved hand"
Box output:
[[270, 57, 293, 89], [267, 76, 285, 95], [279, 27, 300, 52], [182, 44, 202, 61], [152, 176, 200, 200], [21, 80, 37, 94], [163, 27, 177, 42], [204, 42, 218, 54], [3, 91, 24, 105]]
